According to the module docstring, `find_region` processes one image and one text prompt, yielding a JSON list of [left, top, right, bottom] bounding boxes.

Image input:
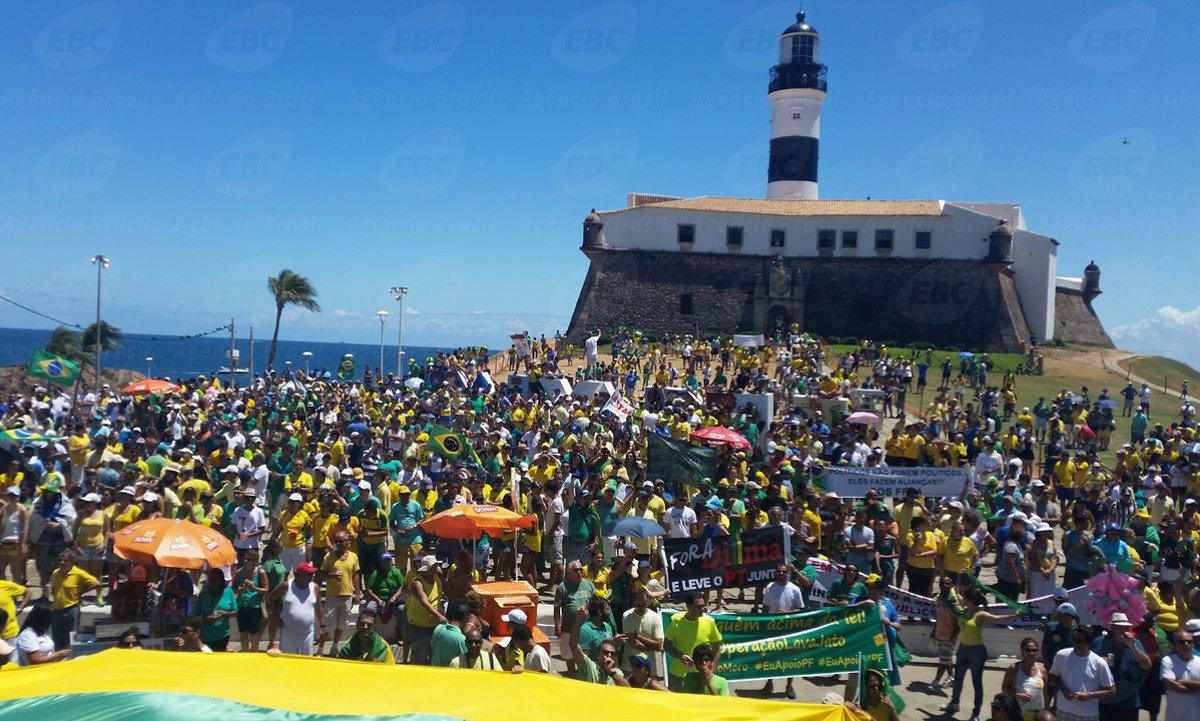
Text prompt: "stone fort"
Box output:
[[565, 12, 1111, 352]]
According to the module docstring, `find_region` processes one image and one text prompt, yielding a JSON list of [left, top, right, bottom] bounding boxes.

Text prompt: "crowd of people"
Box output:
[[0, 329, 1198, 721]]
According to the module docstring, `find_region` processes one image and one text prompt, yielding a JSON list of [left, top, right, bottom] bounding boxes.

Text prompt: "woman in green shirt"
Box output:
[[196, 569, 237, 652]]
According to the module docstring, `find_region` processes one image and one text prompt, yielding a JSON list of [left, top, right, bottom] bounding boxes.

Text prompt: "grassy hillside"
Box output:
[[1119, 355, 1200, 396]]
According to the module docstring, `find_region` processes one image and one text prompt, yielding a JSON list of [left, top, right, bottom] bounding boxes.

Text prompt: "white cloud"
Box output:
[[403, 307, 419, 315], [1110, 305, 1200, 369]]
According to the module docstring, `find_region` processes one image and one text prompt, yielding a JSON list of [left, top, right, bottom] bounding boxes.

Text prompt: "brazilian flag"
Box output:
[[425, 424, 480, 465], [28, 349, 81, 386]]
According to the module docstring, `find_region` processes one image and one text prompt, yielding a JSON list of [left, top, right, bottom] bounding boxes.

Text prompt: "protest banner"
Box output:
[[601, 392, 635, 421], [663, 604, 892, 682], [647, 434, 717, 487], [812, 466, 971, 498], [806, 557, 1095, 627], [662, 527, 789, 595]]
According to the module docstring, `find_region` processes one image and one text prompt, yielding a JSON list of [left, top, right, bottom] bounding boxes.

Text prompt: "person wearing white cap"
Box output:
[[1028, 523, 1059, 599], [404, 555, 445, 664], [71, 493, 109, 593], [275, 493, 312, 572], [1162, 627, 1200, 721], [1091, 612, 1151, 720], [1, 486, 30, 584]]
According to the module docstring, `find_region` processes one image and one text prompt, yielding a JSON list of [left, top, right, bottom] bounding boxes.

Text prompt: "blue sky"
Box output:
[[0, 1, 1197, 361]]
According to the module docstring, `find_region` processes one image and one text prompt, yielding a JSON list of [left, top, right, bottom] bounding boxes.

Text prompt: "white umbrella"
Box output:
[[404, 377, 424, 391]]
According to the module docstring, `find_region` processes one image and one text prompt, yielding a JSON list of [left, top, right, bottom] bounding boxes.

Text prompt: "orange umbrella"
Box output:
[[420, 504, 537, 540], [113, 518, 237, 569], [121, 378, 181, 396]]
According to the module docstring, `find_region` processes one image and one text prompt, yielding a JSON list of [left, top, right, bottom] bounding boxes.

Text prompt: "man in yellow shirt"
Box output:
[[317, 531, 360, 656], [902, 428, 925, 466], [0, 578, 30, 641], [276, 493, 312, 572], [49, 549, 100, 649]]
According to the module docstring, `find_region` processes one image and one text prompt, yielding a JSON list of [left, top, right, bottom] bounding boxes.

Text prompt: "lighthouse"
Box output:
[[767, 11, 827, 200]]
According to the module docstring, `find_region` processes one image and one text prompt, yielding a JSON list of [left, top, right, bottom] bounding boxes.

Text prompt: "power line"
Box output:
[[0, 293, 83, 329], [0, 293, 231, 341]]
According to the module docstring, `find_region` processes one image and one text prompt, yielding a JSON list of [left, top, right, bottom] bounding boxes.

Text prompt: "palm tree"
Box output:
[[45, 326, 86, 364], [266, 269, 320, 369], [81, 321, 122, 357]]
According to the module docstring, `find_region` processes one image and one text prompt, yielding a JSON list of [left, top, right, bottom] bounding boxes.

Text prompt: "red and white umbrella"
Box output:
[[690, 426, 751, 450]]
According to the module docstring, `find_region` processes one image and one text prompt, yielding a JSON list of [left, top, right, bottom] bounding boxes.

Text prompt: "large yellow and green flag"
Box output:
[[28, 349, 81, 386]]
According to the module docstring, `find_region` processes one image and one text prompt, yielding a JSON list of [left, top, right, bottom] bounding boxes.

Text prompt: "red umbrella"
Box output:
[[690, 426, 751, 450]]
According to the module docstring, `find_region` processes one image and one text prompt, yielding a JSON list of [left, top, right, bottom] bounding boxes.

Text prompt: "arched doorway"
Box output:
[[767, 305, 792, 338]]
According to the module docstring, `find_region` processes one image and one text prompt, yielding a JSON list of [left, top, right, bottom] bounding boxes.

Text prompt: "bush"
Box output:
[[943, 345, 960, 352]]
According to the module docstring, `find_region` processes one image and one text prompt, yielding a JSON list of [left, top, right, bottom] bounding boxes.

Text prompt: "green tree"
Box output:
[[81, 320, 122, 357], [45, 326, 86, 364], [266, 269, 321, 369]]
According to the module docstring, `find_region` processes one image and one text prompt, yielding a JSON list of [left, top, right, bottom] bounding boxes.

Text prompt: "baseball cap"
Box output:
[[288, 492, 303, 502], [630, 654, 653, 669], [82, 493, 101, 503], [1056, 602, 1079, 618], [397, 485, 411, 495], [296, 562, 318, 574], [1052, 587, 1070, 602], [222, 465, 239, 475], [501, 609, 528, 626], [417, 555, 441, 572], [358, 480, 372, 490], [4, 487, 19, 496], [141, 492, 159, 502], [118, 486, 137, 496], [380, 551, 394, 561]]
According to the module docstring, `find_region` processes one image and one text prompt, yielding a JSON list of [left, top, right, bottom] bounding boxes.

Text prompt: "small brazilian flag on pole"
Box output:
[[425, 424, 477, 464], [28, 349, 81, 386]]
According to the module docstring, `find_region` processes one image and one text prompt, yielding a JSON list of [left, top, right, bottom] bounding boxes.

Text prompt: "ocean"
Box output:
[[0, 326, 458, 380]]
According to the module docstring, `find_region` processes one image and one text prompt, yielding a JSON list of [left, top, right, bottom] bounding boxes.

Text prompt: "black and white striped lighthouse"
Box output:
[[767, 11, 827, 200]]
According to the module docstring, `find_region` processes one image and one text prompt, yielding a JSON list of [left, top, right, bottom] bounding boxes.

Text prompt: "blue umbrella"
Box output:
[[1182, 442, 1200, 456], [957, 351, 975, 359], [612, 517, 665, 539]]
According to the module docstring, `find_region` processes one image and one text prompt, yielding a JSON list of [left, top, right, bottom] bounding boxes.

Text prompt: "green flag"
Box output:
[[28, 349, 81, 386], [964, 571, 1033, 615], [647, 434, 716, 486], [425, 424, 476, 463]]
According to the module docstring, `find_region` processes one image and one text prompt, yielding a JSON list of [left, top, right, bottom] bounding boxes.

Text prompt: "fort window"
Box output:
[[817, 229, 835, 249], [726, 226, 744, 248], [680, 294, 694, 315], [841, 230, 858, 249], [770, 229, 786, 248], [874, 229, 894, 250], [677, 224, 695, 245], [915, 231, 931, 250]]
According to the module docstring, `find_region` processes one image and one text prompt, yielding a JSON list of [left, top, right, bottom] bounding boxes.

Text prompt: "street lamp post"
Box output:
[[388, 286, 408, 379], [145, 356, 153, 377], [301, 351, 313, 375], [376, 310, 390, 378], [90, 254, 109, 396]]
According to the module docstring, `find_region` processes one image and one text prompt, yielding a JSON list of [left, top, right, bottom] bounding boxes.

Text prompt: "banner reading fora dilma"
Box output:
[[812, 466, 971, 498]]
